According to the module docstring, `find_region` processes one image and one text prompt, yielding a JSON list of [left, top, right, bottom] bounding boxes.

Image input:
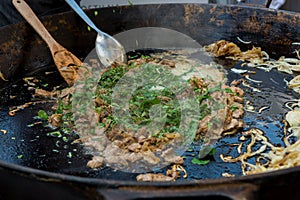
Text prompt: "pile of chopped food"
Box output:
[[73, 50, 245, 175], [16, 49, 245, 180], [204, 40, 263, 62]]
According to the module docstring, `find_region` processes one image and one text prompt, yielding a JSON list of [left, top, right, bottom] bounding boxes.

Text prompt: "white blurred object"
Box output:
[[281, 0, 300, 12], [80, 0, 208, 9], [269, 0, 286, 9]]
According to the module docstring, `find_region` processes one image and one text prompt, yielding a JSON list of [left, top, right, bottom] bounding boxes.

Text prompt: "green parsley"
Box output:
[[38, 110, 48, 120], [191, 158, 210, 165]]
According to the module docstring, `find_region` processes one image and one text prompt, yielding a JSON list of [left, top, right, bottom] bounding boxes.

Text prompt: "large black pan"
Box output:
[[0, 3, 300, 200]]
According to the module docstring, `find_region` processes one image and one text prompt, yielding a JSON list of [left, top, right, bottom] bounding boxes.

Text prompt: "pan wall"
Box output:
[[0, 4, 299, 88]]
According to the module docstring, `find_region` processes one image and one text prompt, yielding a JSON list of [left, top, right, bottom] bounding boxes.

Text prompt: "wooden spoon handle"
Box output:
[[12, 0, 62, 53]]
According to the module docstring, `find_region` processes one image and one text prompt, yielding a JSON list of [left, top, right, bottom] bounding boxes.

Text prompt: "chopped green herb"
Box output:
[[224, 88, 238, 96], [128, 55, 139, 59], [27, 123, 35, 127], [38, 110, 48, 120], [207, 122, 211, 129], [87, 26, 91, 31], [141, 55, 151, 59], [62, 136, 68, 142], [209, 148, 216, 156], [17, 155, 23, 159], [198, 146, 216, 159], [99, 123, 105, 127], [230, 105, 239, 111], [224, 88, 233, 93], [47, 131, 62, 138], [191, 158, 210, 165], [67, 152, 73, 158], [55, 140, 61, 147], [94, 11, 98, 16]]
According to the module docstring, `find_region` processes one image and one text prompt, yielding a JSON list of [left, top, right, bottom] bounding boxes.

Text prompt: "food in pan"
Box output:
[[8, 39, 300, 181], [82, 51, 245, 174], [30, 49, 245, 175], [206, 40, 300, 175], [0, 71, 8, 81]]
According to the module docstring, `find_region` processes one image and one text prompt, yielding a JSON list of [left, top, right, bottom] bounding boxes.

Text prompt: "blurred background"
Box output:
[[80, 0, 300, 12]]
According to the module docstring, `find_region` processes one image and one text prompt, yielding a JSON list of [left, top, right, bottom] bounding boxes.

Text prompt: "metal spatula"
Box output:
[[65, 0, 127, 66]]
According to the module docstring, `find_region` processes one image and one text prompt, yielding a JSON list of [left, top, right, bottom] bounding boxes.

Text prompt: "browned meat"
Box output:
[[142, 150, 161, 165], [204, 40, 242, 57], [87, 156, 104, 169], [48, 114, 62, 128], [136, 173, 174, 182], [161, 148, 184, 164]]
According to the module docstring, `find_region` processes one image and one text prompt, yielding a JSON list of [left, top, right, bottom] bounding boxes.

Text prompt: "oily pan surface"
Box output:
[[0, 48, 296, 181]]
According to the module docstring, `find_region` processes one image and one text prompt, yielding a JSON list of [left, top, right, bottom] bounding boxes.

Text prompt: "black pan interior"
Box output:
[[0, 47, 297, 181], [0, 3, 299, 183]]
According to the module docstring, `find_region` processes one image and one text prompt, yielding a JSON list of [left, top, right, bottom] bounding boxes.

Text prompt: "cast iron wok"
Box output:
[[0, 3, 300, 200]]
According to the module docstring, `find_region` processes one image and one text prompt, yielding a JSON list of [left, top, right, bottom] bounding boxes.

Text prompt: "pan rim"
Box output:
[[1, 2, 300, 188], [1, 158, 300, 187]]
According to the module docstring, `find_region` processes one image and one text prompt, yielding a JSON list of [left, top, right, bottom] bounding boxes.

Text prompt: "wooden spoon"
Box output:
[[13, 0, 82, 86]]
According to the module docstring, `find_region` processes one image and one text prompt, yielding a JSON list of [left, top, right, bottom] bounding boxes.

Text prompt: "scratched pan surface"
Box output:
[[0, 2, 299, 188]]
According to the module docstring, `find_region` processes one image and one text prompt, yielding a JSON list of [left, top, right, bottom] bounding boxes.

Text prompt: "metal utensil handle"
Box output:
[[65, 0, 102, 34]]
